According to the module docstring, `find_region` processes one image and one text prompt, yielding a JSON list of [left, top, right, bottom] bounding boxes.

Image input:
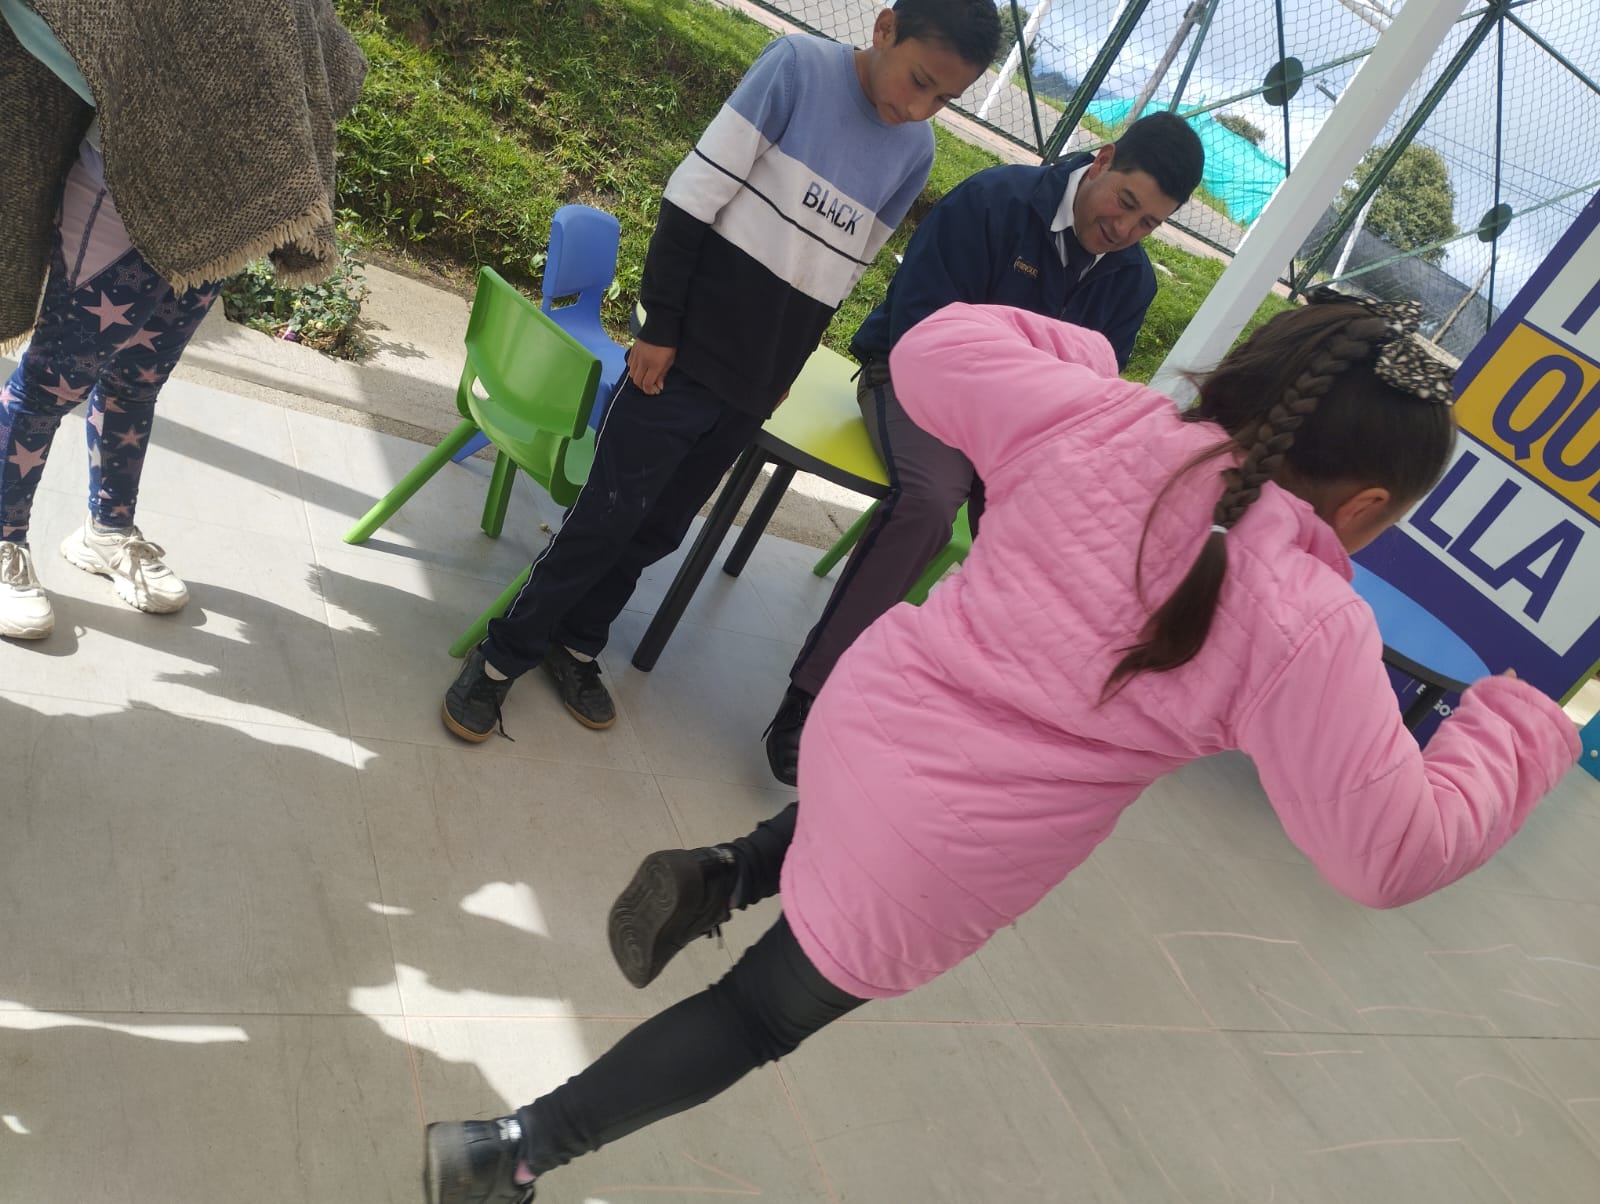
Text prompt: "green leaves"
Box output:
[[1339, 142, 1459, 266], [330, 0, 768, 329], [324, 1, 1280, 379], [221, 239, 371, 359], [1124, 240, 1295, 383]]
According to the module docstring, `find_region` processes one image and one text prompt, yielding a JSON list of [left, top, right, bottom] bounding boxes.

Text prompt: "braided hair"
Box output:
[[1103, 305, 1453, 695]]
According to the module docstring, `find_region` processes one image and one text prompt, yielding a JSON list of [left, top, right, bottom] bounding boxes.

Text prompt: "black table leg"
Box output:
[[724, 464, 796, 577], [631, 445, 767, 671], [1403, 683, 1445, 730]]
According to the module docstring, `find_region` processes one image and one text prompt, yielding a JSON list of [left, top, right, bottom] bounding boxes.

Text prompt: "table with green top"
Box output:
[[631, 345, 888, 670]]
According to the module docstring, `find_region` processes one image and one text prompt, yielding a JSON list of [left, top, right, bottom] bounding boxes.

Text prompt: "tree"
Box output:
[[1032, 69, 1077, 103], [1215, 112, 1264, 146], [995, 2, 1026, 68], [1339, 142, 1459, 265]]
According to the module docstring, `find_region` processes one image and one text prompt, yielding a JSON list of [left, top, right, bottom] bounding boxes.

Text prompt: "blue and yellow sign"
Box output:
[[1359, 190, 1600, 717]]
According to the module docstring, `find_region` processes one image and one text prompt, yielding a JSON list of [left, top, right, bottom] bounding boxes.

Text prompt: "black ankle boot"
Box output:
[[608, 847, 738, 988], [761, 685, 813, 787], [424, 1115, 535, 1203]]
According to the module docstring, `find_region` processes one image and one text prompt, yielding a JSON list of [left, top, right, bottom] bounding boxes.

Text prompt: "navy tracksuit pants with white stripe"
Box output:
[[482, 367, 763, 678]]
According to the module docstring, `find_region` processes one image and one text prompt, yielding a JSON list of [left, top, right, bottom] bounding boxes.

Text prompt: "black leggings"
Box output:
[[517, 804, 865, 1177]]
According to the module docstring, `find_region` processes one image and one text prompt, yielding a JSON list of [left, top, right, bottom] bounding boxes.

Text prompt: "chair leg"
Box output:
[[344, 420, 480, 544], [481, 452, 518, 539], [812, 502, 877, 577], [449, 565, 532, 659], [906, 546, 959, 606], [451, 430, 493, 463]]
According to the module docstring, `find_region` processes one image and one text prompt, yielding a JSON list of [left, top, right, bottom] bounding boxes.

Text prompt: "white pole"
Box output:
[[1333, 57, 1427, 287], [1149, 0, 1470, 403], [1334, 0, 1398, 34], [977, 0, 1054, 121], [1331, 184, 1379, 281]]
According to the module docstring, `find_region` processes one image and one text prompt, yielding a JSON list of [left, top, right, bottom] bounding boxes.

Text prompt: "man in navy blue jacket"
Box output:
[[765, 112, 1204, 784]]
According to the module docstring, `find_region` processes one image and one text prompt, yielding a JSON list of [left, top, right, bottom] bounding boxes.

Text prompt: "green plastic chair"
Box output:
[[343, 267, 601, 651], [345, 267, 601, 545], [812, 500, 973, 605]]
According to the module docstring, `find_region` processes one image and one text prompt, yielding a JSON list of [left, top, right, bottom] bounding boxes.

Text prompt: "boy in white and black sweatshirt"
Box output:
[[441, 0, 1002, 744]]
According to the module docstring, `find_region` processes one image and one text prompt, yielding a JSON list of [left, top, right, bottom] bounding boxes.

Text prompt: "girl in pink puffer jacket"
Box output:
[[424, 291, 1580, 1203]]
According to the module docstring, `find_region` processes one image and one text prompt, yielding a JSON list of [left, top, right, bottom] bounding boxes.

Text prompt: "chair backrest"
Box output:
[[541, 205, 621, 327], [459, 266, 600, 443]]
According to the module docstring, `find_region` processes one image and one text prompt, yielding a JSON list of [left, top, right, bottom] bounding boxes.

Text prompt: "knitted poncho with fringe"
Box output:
[[0, 0, 367, 347]]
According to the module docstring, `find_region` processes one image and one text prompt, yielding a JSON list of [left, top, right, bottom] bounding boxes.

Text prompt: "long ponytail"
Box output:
[[1103, 315, 1392, 695]]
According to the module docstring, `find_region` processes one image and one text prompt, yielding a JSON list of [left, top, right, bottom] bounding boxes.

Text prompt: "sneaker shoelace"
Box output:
[[107, 533, 184, 606], [107, 533, 170, 579], [760, 691, 812, 741], [1, 544, 39, 589], [572, 655, 605, 692], [700, 851, 737, 952], [492, 704, 514, 742], [475, 670, 516, 742]]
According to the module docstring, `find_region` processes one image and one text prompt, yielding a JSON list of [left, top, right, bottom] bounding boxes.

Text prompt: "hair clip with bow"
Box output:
[[1306, 285, 1457, 405]]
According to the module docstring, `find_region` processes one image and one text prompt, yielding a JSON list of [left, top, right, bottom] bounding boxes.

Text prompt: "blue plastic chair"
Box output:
[[453, 205, 627, 462], [541, 205, 628, 426]]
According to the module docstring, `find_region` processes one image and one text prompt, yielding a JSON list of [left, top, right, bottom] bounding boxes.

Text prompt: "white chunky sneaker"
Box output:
[[0, 542, 55, 639], [60, 518, 189, 614]]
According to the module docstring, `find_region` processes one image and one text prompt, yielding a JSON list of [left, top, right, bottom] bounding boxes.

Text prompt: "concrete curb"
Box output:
[[185, 260, 471, 440], [186, 259, 867, 550]]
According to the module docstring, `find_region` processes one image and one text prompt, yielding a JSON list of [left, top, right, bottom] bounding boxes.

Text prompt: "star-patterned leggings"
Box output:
[[1, 140, 217, 545]]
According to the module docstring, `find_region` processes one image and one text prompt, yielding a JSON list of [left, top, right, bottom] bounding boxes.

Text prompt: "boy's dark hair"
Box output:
[[892, 0, 1004, 69], [1104, 301, 1457, 694], [1109, 112, 1205, 207]]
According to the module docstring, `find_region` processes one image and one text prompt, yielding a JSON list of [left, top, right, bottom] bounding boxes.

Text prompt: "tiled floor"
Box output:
[[3, 375, 1599, 1203]]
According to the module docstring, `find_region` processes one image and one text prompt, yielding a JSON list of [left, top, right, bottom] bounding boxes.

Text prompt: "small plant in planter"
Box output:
[[221, 241, 371, 360]]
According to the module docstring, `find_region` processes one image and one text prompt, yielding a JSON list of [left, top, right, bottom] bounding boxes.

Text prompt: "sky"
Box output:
[[1016, 0, 1598, 305]]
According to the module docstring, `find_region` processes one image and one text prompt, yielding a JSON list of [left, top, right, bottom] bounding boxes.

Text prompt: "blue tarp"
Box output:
[[1087, 97, 1285, 225]]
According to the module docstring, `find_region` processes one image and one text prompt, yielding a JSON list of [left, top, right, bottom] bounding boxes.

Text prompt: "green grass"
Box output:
[[332, 0, 774, 317], [327, 0, 1277, 373], [1125, 238, 1297, 383], [332, 0, 1009, 352], [826, 126, 1005, 349]]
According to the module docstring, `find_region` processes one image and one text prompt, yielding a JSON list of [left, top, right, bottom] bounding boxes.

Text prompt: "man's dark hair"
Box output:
[[1110, 112, 1206, 207], [892, 0, 1004, 70]]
